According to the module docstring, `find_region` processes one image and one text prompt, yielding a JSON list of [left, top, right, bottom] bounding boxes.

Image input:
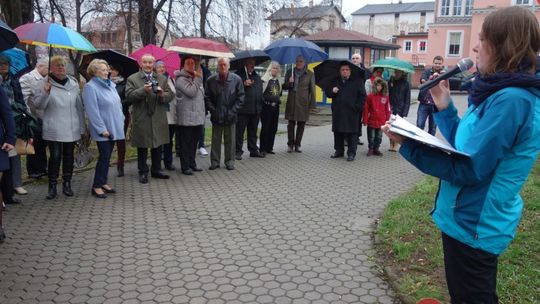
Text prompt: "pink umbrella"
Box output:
[[129, 44, 180, 76], [168, 37, 234, 58]]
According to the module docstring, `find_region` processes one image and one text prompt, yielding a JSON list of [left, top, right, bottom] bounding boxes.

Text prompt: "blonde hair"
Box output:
[[86, 59, 109, 78], [50, 55, 67, 66], [481, 6, 540, 75]]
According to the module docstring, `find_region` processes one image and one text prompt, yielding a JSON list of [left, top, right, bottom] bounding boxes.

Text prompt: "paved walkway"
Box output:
[[0, 94, 468, 304]]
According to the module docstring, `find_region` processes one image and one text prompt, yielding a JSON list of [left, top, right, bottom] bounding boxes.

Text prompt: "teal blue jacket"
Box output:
[[400, 85, 540, 255]]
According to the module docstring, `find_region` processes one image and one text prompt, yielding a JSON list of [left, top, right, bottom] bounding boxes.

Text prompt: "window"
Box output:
[[404, 40, 412, 53], [464, 0, 473, 15], [134, 33, 141, 42], [447, 31, 462, 56], [441, 0, 451, 16], [515, 0, 530, 4], [418, 40, 427, 53], [453, 0, 462, 15]]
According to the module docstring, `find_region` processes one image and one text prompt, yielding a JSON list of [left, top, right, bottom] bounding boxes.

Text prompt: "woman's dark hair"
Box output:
[[481, 6, 540, 75]]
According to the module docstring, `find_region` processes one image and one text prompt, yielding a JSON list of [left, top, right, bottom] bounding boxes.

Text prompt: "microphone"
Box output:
[[418, 58, 474, 91]]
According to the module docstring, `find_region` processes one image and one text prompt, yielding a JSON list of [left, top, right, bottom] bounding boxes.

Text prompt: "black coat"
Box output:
[[325, 77, 366, 133], [235, 68, 263, 115], [0, 87, 16, 171], [205, 72, 245, 125], [389, 77, 411, 117]]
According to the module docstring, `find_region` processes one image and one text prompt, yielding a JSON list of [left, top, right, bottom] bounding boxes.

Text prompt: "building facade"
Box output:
[[81, 13, 177, 54], [267, 5, 346, 40], [351, 1, 435, 42]]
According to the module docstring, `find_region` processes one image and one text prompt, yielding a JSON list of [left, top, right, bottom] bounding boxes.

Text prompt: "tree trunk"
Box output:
[[160, 0, 173, 47], [0, 0, 33, 28], [138, 0, 155, 45]]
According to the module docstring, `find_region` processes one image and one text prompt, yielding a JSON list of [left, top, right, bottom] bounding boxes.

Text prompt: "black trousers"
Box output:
[[334, 132, 358, 156], [178, 125, 200, 171], [26, 134, 47, 175], [0, 168, 14, 202], [287, 120, 306, 147], [236, 113, 260, 155], [47, 141, 75, 183], [260, 104, 280, 153], [442, 233, 499, 304], [163, 124, 175, 168], [137, 147, 162, 175]]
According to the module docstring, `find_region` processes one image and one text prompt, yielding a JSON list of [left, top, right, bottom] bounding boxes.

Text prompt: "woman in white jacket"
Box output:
[[33, 56, 85, 200]]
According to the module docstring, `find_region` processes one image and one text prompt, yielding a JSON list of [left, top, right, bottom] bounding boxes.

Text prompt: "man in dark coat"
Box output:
[[325, 62, 366, 161], [205, 58, 245, 171], [126, 54, 174, 184], [417, 55, 444, 135], [351, 53, 368, 145], [234, 57, 264, 159]]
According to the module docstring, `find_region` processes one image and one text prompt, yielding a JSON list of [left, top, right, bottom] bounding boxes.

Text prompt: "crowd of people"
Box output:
[[0, 48, 417, 241]]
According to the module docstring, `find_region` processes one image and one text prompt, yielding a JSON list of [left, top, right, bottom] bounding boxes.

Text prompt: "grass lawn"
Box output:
[[375, 159, 540, 303]]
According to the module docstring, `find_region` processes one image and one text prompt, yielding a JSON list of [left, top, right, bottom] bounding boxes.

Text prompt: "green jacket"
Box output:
[[126, 71, 174, 148]]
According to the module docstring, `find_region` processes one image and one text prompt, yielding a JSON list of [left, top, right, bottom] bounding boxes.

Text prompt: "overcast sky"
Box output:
[[340, 0, 434, 17]]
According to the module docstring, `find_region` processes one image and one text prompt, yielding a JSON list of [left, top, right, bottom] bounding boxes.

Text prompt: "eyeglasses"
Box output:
[[0, 62, 9, 67]]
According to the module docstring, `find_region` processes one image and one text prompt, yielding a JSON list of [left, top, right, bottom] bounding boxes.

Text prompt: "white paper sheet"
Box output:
[[390, 115, 470, 157]]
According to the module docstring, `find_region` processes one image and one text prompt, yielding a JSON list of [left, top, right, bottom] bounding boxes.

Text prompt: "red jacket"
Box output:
[[363, 93, 391, 128]]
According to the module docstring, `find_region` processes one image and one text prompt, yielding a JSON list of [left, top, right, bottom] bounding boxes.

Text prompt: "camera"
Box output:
[[146, 77, 159, 94]]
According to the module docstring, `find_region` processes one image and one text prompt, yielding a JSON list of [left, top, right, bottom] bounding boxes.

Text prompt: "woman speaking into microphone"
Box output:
[[383, 6, 540, 303]]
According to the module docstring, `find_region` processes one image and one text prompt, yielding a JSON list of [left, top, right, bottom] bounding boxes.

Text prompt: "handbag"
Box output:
[[15, 138, 35, 155]]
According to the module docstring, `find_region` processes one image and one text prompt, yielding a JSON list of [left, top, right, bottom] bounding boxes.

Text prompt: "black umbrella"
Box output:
[[79, 49, 139, 80], [314, 59, 366, 91], [230, 49, 271, 71], [0, 20, 19, 52]]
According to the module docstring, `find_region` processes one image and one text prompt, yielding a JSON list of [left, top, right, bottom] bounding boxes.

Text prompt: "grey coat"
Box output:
[[126, 71, 174, 148], [19, 69, 45, 118], [175, 69, 205, 126], [282, 69, 316, 122], [33, 75, 85, 142]]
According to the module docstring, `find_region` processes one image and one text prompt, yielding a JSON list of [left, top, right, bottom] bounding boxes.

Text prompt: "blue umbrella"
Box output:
[[264, 38, 328, 64], [0, 20, 19, 52], [0, 48, 32, 77]]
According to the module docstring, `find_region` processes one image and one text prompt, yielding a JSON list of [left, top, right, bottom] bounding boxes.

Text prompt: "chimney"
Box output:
[[289, 3, 295, 15], [309, 0, 313, 7]]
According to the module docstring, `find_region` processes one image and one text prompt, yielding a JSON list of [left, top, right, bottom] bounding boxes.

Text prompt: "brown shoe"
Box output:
[[367, 149, 374, 156], [287, 145, 293, 153], [373, 149, 383, 156]]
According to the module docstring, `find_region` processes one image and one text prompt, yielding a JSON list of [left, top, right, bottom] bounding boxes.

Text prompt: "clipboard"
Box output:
[[390, 115, 470, 157]]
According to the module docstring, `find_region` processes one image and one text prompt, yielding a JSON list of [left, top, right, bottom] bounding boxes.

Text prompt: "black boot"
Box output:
[[62, 181, 74, 197], [46, 182, 57, 200], [117, 166, 124, 177]]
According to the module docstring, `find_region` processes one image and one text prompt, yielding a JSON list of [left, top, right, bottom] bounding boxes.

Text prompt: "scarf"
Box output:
[[50, 74, 68, 86], [111, 75, 124, 84], [470, 57, 540, 106], [96, 77, 112, 87]]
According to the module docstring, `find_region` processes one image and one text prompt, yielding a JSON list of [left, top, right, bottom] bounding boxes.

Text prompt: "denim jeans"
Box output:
[[93, 141, 114, 188], [367, 127, 383, 149], [416, 103, 437, 135]]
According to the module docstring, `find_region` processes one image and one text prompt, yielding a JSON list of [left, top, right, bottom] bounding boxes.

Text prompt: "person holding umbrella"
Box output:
[[33, 55, 86, 200], [324, 61, 366, 161], [82, 59, 125, 198], [282, 55, 316, 153], [234, 57, 264, 160], [175, 55, 205, 175], [388, 69, 411, 152]]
